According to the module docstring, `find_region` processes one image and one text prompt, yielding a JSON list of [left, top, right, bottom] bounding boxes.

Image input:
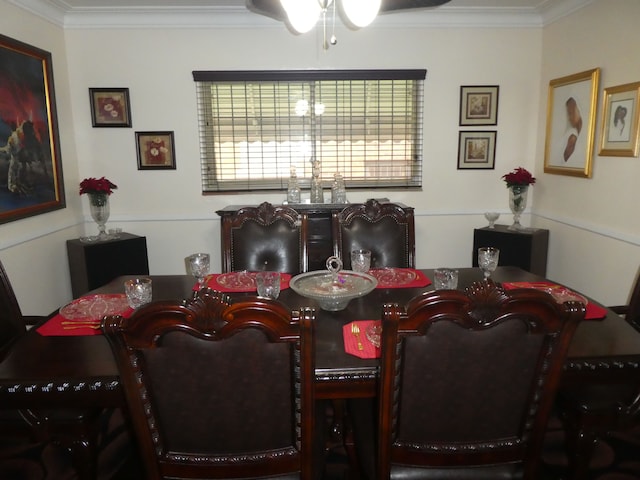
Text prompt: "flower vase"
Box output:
[[88, 192, 110, 240], [508, 185, 528, 230]]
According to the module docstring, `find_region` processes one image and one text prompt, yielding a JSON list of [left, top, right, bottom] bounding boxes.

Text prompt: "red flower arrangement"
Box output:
[[502, 167, 536, 188], [79, 177, 118, 196]]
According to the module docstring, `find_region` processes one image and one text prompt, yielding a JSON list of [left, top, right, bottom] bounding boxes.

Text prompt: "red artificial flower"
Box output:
[[502, 167, 536, 187], [79, 177, 118, 195]]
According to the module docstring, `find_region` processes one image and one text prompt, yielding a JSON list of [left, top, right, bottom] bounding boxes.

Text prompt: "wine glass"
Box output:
[[484, 212, 500, 228], [478, 247, 500, 279], [188, 253, 210, 287]]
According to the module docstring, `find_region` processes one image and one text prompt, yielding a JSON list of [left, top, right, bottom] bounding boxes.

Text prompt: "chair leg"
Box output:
[[564, 425, 599, 480]]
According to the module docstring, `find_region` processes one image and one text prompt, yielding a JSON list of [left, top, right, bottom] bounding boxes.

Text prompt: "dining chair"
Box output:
[[609, 267, 640, 331], [0, 258, 122, 479], [102, 288, 318, 479], [220, 201, 309, 274], [332, 198, 415, 269], [358, 279, 584, 480]]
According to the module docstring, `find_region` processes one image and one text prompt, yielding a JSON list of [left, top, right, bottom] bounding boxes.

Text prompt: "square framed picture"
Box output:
[[135, 131, 176, 170], [89, 88, 132, 127], [598, 81, 640, 157], [457, 131, 497, 170], [459, 85, 499, 126], [543, 68, 600, 178]]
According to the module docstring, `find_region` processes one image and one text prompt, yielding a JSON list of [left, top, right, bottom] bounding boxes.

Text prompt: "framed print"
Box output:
[[89, 88, 132, 127], [598, 81, 640, 157], [543, 68, 600, 178], [0, 34, 65, 224], [459, 85, 499, 126], [135, 131, 176, 170], [457, 131, 497, 170]]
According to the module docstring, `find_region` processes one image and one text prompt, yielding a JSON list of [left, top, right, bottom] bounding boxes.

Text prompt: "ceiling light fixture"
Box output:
[[280, 0, 382, 50]]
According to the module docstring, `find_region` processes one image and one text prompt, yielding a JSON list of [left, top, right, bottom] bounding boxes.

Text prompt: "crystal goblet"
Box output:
[[188, 253, 210, 287], [478, 247, 500, 279], [484, 212, 500, 228]]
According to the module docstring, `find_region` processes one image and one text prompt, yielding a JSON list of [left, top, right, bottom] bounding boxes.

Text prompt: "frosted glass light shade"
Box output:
[[341, 0, 381, 27], [281, 0, 321, 33]]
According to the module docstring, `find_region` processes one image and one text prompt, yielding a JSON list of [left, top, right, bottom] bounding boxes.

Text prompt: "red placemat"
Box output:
[[343, 320, 381, 359], [37, 294, 134, 336], [195, 272, 292, 293], [503, 282, 607, 320], [368, 268, 431, 289]]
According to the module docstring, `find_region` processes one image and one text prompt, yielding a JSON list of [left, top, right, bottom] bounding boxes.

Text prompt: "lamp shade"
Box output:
[[280, 0, 322, 33], [340, 0, 381, 28]]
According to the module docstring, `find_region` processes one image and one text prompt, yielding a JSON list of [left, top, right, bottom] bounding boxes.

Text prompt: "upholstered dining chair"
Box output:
[[364, 279, 584, 480], [0, 259, 110, 479], [102, 289, 318, 479], [220, 201, 309, 274], [332, 199, 415, 270]]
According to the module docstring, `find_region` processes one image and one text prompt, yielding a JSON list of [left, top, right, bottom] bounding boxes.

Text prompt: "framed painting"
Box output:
[[598, 81, 640, 157], [457, 131, 497, 170], [543, 68, 600, 178], [135, 131, 176, 170], [0, 34, 65, 224], [89, 88, 132, 127], [459, 85, 499, 126]]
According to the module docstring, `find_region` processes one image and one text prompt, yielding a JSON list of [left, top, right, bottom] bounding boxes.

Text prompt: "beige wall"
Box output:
[[0, 0, 638, 315]]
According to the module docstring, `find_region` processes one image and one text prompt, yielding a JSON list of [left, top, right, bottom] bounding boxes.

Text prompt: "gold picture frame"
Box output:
[[543, 68, 600, 178], [598, 81, 640, 157]]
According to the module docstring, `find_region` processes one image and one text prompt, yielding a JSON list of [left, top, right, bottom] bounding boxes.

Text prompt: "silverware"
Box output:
[[62, 324, 102, 330], [351, 323, 364, 351]]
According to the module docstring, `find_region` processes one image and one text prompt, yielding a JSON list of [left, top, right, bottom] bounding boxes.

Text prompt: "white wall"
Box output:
[[1, 0, 638, 315]]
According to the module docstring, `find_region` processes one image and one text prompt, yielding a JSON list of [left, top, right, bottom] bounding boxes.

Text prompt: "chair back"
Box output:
[[377, 280, 584, 480], [103, 289, 316, 480], [626, 271, 640, 330], [332, 199, 415, 269], [221, 202, 308, 274], [0, 260, 26, 359]]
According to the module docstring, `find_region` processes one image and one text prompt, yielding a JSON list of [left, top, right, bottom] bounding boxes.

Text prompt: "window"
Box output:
[[193, 69, 425, 193]]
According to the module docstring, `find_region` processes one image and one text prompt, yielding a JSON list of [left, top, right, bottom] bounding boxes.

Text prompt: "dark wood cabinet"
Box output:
[[472, 225, 549, 276], [217, 202, 413, 272], [66, 233, 149, 297]]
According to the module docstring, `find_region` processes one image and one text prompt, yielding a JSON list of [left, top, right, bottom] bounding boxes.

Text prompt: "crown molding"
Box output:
[[8, 0, 594, 29]]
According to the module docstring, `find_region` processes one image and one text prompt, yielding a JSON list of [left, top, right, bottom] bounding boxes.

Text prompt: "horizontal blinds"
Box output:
[[194, 70, 425, 193]]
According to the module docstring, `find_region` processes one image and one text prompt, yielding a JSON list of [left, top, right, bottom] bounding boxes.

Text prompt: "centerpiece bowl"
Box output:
[[289, 256, 377, 311]]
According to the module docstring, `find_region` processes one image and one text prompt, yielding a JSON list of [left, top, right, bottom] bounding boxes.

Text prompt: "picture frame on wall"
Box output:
[[543, 68, 600, 178], [457, 131, 497, 170], [89, 87, 132, 127], [135, 131, 176, 170], [598, 81, 640, 157], [0, 34, 66, 224], [459, 85, 499, 126]]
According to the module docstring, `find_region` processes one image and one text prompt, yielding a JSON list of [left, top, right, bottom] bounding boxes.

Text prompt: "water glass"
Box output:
[[256, 271, 281, 299], [124, 278, 152, 309], [478, 247, 500, 279], [351, 249, 371, 273], [434, 268, 459, 290], [188, 253, 210, 287]]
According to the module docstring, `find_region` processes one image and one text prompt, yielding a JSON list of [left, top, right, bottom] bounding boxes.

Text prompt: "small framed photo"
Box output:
[[543, 68, 600, 178], [457, 131, 497, 170], [135, 131, 176, 170], [598, 81, 640, 157], [89, 88, 132, 127], [459, 85, 499, 126]]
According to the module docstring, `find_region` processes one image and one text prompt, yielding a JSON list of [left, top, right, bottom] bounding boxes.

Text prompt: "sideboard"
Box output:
[[216, 201, 414, 272]]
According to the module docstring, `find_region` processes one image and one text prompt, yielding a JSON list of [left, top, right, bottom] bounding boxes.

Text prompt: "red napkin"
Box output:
[[502, 282, 607, 321], [343, 320, 381, 359], [37, 308, 133, 336], [195, 272, 292, 293], [368, 268, 431, 289]]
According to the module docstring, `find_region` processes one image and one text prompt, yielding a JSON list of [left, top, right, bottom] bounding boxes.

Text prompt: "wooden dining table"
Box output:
[[1, 266, 640, 409]]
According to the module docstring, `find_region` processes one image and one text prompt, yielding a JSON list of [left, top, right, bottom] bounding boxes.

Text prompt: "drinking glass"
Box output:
[[255, 271, 281, 299], [188, 253, 210, 287], [434, 268, 459, 289], [124, 278, 152, 309], [351, 249, 371, 273], [484, 212, 500, 228], [478, 247, 500, 279]]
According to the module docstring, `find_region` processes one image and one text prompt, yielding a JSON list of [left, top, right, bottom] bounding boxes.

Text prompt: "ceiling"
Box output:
[[9, 0, 594, 28]]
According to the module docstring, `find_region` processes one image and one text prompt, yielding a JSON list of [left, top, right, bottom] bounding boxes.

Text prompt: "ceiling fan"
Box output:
[[246, 0, 452, 23]]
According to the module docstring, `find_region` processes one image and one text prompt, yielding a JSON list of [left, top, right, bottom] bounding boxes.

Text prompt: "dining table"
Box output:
[[1, 266, 640, 409]]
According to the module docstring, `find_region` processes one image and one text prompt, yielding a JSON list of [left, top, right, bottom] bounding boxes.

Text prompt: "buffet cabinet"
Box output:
[[472, 225, 549, 276], [66, 233, 150, 297], [216, 202, 414, 272]]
